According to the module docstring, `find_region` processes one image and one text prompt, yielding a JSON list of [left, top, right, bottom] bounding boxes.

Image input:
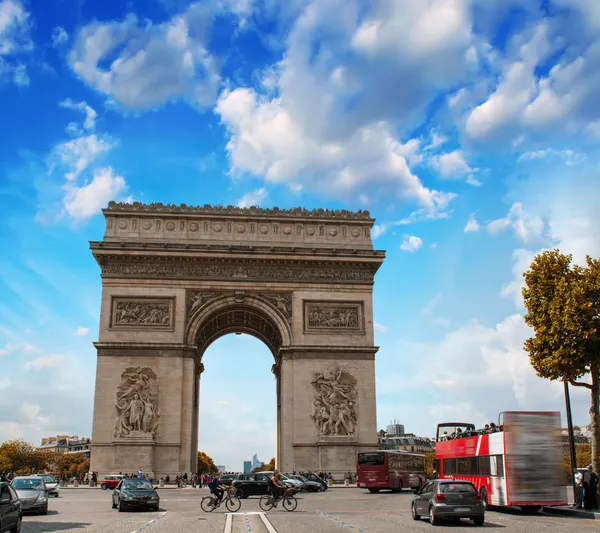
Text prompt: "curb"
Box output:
[[543, 506, 600, 520]]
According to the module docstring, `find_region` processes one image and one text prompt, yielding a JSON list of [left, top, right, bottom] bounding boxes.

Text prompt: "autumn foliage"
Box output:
[[197, 451, 218, 474], [253, 457, 276, 472], [0, 440, 54, 475], [523, 250, 600, 473]]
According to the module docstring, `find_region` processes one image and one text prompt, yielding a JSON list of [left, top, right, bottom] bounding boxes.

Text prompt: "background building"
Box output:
[[243, 461, 252, 474], [386, 421, 405, 436], [38, 436, 91, 459], [251, 453, 263, 469], [217, 465, 226, 472]]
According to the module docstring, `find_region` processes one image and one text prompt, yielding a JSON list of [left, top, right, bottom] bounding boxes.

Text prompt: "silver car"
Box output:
[[412, 479, 484, 526], [33, 474, 59, 497], [10, 477, 48, 515]]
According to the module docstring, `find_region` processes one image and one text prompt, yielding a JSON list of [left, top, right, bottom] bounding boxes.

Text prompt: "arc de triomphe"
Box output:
[[89, 202, 385, 477]]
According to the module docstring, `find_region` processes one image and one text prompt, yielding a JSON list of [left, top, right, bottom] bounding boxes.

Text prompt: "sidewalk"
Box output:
[[543, 506, 600, 520]]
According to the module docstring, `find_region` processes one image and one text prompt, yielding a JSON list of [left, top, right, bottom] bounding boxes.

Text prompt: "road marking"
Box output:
[[126, 511, 168, 533], [259, 513, 278, 533], [224, 513, 233, 533]]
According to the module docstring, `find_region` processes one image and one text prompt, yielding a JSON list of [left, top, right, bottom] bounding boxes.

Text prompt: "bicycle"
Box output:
[[201, 485, 241, 512], [259, 486, 298, 512]]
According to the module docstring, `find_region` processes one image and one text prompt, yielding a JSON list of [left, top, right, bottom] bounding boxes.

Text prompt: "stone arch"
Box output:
[[185, 293, 293, 358]]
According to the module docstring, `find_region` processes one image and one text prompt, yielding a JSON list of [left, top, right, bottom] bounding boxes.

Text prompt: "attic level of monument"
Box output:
[[101, 202, 376, 250]]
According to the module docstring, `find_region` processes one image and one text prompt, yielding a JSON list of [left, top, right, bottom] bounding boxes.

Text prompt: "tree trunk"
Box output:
[[590, 372, 600, 477]]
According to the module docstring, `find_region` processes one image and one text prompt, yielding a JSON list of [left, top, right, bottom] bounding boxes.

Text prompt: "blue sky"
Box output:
[[1, 0, 600, 471]]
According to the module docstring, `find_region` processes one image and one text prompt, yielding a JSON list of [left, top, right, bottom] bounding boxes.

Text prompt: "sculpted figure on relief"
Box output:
[[311, 368, 358, 436], [114, 367, 160, 438]]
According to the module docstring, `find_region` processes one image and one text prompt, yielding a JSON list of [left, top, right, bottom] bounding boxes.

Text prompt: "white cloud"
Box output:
[[517, 148, 586, 166], [51, 134, 113, 181], [422, 293, 442, 315], [12, 62, 27, 84], [499, 248, 538, 309], [424, 128, 448, 151], [75, 327, 89, 336], [25, 355, 68, 370], [374, 322, 387, 333], [63, 167, 126, 220], [0, 0, 31, 56], [237, 187, 267, 208], [430, 149, 473, 178], [51, 26, 68, 47], [59, 99, 97, 131], [69, 5, 220, 110], [400, 235, 423, 252], [0, 343, 13, 356], [485, 203, 545, 243], [0, 377, 11, 390], [23, 343, 41, 354], [371, 224, 387, 239], [464, 214, 480, 232]]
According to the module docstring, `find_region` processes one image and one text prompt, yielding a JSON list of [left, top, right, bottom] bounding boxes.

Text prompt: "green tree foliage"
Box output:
[[197, 451, 217, 474], [523, 250, 600, 472], [253, 457, 276, 472], [0, 440, 53, 475]]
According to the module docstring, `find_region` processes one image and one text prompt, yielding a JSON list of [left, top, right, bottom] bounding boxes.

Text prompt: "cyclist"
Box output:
[[268, 470, 286, 502], [207, 473, 224, 505]]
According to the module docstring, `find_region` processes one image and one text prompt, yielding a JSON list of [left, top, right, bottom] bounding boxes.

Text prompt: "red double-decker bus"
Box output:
[[357, 450, 426, 493], [435, 411, 567, 512]]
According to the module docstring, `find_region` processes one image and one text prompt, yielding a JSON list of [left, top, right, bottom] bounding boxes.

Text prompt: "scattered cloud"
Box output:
[[75, 327, 89, 336], [485, 203, 545, 243], [464, 214, 480, 232], [0, 377, 11, 390], [25, 355, 68, 370], [400, 235, 423, 252], [51, 26, 68, 47], [374, 322, 387, 333], [371, 224, 387, 239], [422, 293, 442, 315], [63, 167, 126, 220], [424, 129, 448, 151], [50, 134, 113, 181], [518, 148, 587, 166], [429, 150, 474, 179], [237, 187, 267, 208], [69, 5, 220, 110], [23, 343, 41, 355], [59, 99, 97, 132]]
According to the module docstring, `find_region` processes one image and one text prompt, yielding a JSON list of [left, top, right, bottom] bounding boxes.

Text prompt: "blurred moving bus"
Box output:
[[357, 450, 427, 493], [435, 411, 567, 512]]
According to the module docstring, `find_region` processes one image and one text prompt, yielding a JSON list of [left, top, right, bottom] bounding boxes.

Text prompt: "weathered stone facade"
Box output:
[[89, 202, 385, 477]]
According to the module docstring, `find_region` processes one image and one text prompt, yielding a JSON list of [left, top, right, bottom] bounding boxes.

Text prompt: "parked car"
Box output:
[[0, 482, 22, 533], [219, 474, 238, 486], [111, 479, 159, 512], [300, 473, 328, 490], [32, 474, 59, 497], [412, 479, 484, 526], [261, 472, 303, 490], [101, 475, 124, 490], [288, 475, 324, 492], [10, 477, 48, 515]]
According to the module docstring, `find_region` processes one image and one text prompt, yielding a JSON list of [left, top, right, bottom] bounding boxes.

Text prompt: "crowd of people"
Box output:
[[439, 423, 504, 441], [575, 465, 599, 510]]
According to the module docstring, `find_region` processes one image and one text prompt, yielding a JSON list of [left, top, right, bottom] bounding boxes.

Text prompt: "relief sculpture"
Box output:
[[259, 293, 292, 323], [311, 368, 358, 436], [113, 300, 171, 326], [304, 302, 362, 332], [114, 367, 160, 439]]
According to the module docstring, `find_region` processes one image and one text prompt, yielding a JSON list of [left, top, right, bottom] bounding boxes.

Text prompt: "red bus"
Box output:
[[435, 411, 567, 512], [357, 450, 427, 493]]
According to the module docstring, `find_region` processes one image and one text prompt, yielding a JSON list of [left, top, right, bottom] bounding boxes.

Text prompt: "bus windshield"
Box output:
[[357, 452, 385, 466]]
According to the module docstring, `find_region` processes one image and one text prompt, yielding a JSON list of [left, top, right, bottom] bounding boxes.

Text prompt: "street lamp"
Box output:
[[564, 380, 578, 506]]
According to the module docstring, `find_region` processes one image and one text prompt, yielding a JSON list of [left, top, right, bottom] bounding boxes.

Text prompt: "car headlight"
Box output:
[[38, 496, 47, 502], [121, 493, 134, 501]]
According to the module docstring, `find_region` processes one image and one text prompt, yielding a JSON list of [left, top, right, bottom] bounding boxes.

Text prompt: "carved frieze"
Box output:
[[311, 368, 358, 436], [110, 297, 174, 330], [100, 258, 377, 284], [304, 301, 364, 334], [186, 290, 293, 324], [114, 366, 160, 439]]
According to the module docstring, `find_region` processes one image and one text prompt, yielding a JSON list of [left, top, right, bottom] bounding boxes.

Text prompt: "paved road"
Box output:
[[20, 487, 598, 533]]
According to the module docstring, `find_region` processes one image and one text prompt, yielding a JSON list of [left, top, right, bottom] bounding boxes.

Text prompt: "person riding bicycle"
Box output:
[[268, 470, 286, 501], [207, 473, 224, 505]]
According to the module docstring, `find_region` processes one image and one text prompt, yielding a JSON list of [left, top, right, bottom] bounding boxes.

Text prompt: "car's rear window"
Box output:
[[439, 483, 476, 493]]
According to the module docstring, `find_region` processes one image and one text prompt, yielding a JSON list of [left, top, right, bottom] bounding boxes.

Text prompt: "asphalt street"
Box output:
[[19, 486, 600, 533]]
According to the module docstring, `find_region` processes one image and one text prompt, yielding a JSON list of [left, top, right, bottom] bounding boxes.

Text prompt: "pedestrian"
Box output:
[[430, 470, 439, 480], [137, 469, 143, 479], [583, 465, 599, 510]]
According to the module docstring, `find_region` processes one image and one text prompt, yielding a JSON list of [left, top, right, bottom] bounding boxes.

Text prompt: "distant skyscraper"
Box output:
[[386, 421, 405, 436], [252, 453, 261, 469], [243, 461, 252, 473], [217, 465, 226, 472]]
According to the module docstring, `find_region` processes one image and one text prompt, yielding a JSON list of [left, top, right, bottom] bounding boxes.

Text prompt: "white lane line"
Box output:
[[224, 512, 233, 533], [259, 512, 278, 533]]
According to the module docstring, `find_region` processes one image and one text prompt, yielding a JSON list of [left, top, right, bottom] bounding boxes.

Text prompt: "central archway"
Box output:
[[89, 201, 384, 479]]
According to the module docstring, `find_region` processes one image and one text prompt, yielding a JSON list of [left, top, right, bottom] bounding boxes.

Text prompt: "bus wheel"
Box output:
[[480, 487, 488, 510], [520, 506, 541, 514], [368, 488, 380, 494]]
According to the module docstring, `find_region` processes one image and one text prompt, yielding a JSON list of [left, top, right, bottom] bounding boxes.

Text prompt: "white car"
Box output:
[[33, 474, 60, 497]]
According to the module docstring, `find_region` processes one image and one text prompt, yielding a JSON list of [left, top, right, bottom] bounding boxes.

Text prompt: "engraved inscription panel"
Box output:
[[304, 301, 364, 334], [111, 297, 175, 329]]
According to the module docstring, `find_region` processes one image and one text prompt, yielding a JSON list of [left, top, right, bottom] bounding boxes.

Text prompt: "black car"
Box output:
[[111, 479, 159, 512], [220, 474, 238, 486], [0, 482, 22, 533], [232, 473, 271, 498]]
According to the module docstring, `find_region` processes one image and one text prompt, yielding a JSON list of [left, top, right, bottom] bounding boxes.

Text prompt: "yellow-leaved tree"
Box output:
[[0, 440, 54, 475], [522, 250, 600, 472], [197, 451, 218, 474]]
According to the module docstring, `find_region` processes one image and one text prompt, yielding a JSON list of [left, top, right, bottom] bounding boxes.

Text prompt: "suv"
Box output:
[[101, 475, 124, 490]]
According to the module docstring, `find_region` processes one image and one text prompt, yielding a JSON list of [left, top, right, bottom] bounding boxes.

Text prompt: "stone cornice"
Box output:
[[104, 201, 373, 221], [93, 254, 382, 284]]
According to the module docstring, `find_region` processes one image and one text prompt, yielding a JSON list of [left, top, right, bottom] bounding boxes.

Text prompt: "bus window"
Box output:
[[443, 458, 456, 475], [357, 452, 384, 466], [477, 456, 491, 476], [434, 459, 440, 472], [457, 457, 477, 475], [490, 455, 504, 477]]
